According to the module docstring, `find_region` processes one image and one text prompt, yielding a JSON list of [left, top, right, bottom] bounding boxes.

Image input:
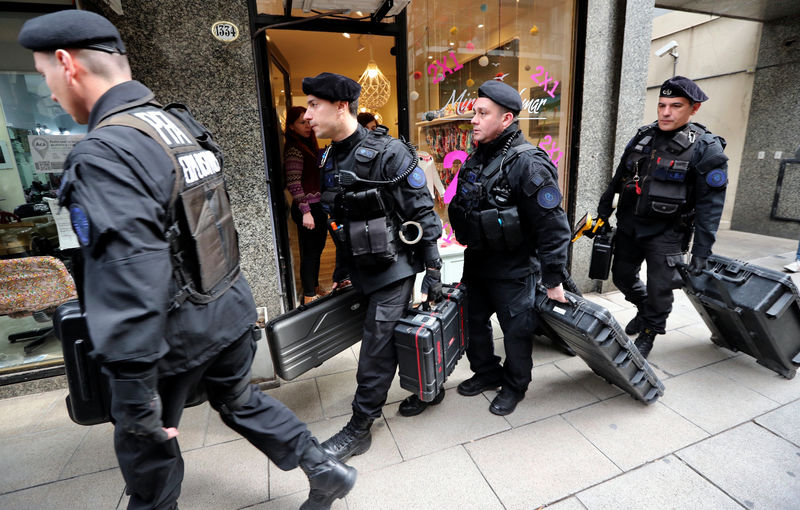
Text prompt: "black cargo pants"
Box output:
[[611, 228, 684, 334], [463, 273, 538, 397], [115, 327, 311, 510], [352, 277, 414, 418]]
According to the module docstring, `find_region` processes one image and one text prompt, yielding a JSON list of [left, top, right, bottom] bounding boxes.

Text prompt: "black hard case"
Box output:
[[589, 229, 615, 281], [53, 300, 111, 425], [535, 289, 665, 403], [679, 254, 800, 379], [394, 283, 468, 402], [266, 287, 368, 380]]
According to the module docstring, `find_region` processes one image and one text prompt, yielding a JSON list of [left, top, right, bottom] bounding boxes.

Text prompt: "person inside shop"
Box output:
[[284, 105, 329, 304], [19, 10, 355, 510], [597, 76, 728, 358], [356, 111, 377, 131], [302, 72, 444, 462], [448, 80, 571, 416]]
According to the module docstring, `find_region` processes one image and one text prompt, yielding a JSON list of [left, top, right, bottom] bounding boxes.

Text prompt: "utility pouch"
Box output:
[[344, 188, 387, 221], [635, 176, 686, 218], [480, 209, 503, 243], [348, 217, 398, 267], [327, 219, 347, 250], [498, 208, 523, 249], [465, 210, 485, 249]]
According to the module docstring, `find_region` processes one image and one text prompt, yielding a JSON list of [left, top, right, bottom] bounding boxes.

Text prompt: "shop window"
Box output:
[[406, 0, 577, 249], [1, 12, 84, 380], [256, 0, 397, 21]]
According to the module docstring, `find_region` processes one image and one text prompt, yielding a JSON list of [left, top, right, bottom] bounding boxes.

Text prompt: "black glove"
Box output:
[[110, 368, 169, 443], [688, 255, 707, 276], [420, 267, 443, 304]]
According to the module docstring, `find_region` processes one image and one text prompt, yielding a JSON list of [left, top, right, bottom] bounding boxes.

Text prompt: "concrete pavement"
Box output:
[[1, 229, 799, 509]]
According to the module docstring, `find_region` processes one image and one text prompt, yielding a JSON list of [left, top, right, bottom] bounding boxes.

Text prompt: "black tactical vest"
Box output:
[[323, 126, 416, 268], [449, 142, 537, 250], [624, 122, 706, 219], [95, 100, 240, 309]]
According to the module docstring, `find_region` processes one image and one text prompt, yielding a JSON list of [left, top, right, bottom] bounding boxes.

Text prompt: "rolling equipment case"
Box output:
[[535, 288, 665, 403], [394, 283, 468, 402], [53, 300, 111, 425], [266, 287, 368, 380], [679, 254, 800, 379]]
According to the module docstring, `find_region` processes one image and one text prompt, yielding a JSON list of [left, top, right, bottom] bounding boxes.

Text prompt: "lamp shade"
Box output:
[[358, 60, 391, 109]]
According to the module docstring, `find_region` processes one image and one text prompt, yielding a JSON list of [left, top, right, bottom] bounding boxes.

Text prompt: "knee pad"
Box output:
[[209, 379, 253, 416]]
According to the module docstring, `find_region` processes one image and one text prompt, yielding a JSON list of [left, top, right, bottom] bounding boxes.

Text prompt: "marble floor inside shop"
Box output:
[[1, 229, 799, 509]]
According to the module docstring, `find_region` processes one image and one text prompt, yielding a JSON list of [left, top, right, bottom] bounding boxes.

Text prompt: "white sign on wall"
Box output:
[[211, 21, 240, 42], [27, 135, 83, 174]]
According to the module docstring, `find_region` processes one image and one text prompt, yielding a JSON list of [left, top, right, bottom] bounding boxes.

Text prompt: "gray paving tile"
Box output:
[[180, 438, 269, 510], [0, 467, 125, 510], [543, 497, 588, 510], [755, 400, 800, 447], [267, 415, 402, 501], [504, 363, 599, 428], [242, 490, 347, 510], [466, 415, 620, 509], [385, 389, 509, 460], [175, 401, 210, 451], [60, 422, 118, 478], [563, 396, 708, 471], [584, 294, 626, 312], [265, 378, 324, 424], [609, 306, 638, 333], [554, 355, 625, 401], [665, 302, 702, 330], [677, 422, 800, 510], [292, 344, 359, 381], [710, 355, 800, 405], [577, 455, 740, 509], [316, 370, 357, 420], [0, 426, 86, 493], [601, 291, 634, 309], [646, 328, 731, 376], [204, 407, 241, 446], [31, 391, 78, 434], [658, 366, 779, 434], [0, 389, 68, 438], [346, 445, 503, 510]]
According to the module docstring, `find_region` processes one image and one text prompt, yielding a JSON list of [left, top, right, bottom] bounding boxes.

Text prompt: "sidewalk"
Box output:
[[1, 230, 799, 509]]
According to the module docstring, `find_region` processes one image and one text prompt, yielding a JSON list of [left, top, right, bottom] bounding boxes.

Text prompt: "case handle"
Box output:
[[765, 292, 796, 319]]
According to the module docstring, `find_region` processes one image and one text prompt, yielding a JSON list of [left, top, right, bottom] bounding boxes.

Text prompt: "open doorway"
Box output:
[[263, 29, 399, 308]]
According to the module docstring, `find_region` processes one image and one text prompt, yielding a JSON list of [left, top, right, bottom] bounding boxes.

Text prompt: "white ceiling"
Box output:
[[266, 29, 397, 99]]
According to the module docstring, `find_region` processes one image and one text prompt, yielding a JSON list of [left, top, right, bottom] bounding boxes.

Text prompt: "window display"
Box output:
[[407, 0, 577, 240]]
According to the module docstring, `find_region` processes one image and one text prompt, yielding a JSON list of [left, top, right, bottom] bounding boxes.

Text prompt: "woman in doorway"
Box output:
[[284, 106, 328, 304], [357, 112, 378, 130]]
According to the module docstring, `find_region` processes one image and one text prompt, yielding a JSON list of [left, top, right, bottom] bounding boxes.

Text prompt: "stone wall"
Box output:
[[731, 16, 800, 240], [83, 0, 284, 318]]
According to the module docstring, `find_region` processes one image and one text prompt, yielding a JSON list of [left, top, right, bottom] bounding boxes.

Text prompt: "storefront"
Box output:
[[0, 0, 581, 386], [255, 0, 580, 306]]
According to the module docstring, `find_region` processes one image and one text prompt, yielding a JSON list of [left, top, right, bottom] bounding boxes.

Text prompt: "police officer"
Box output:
[[448, 80, 572, 416], [302, 72, 444, 461], [19, 11, 354, 510], [597, 76, 728, 358]]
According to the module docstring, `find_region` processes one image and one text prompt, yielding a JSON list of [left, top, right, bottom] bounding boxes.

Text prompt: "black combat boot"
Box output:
[[321, 411, 373, 462], [299, 438, 357, 510], [634, 328, 657, 359], [398, 387, 445, 417], [625, 310, 644, 336]]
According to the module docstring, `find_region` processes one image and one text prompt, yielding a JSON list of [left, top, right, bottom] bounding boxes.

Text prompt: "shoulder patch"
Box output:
[[537, 185, 561, 209], [407, 166, 427, 189], [356, 147, 377, 160], [69, 204, 91, 246], [705, 168, 727, 188]]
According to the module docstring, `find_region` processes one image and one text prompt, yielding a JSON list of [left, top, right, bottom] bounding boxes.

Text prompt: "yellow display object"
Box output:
[[571, 213, 606, 243]]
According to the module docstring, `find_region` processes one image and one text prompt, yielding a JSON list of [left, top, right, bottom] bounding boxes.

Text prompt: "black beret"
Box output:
[[478, 80, 522, 114], [302, 72, 361, 103], [18, 10, 126, 55], [659, 76, 708, 103]]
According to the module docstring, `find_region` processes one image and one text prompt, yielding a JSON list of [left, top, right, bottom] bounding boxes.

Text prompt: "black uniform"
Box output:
[[449, 124, 571, 397], [58, 81, 311, 509], [598, 121, 728, 335], [322, 124, 442, 418]]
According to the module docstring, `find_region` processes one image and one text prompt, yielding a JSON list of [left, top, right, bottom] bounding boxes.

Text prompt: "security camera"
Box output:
[[655, 40, 678, 57]]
